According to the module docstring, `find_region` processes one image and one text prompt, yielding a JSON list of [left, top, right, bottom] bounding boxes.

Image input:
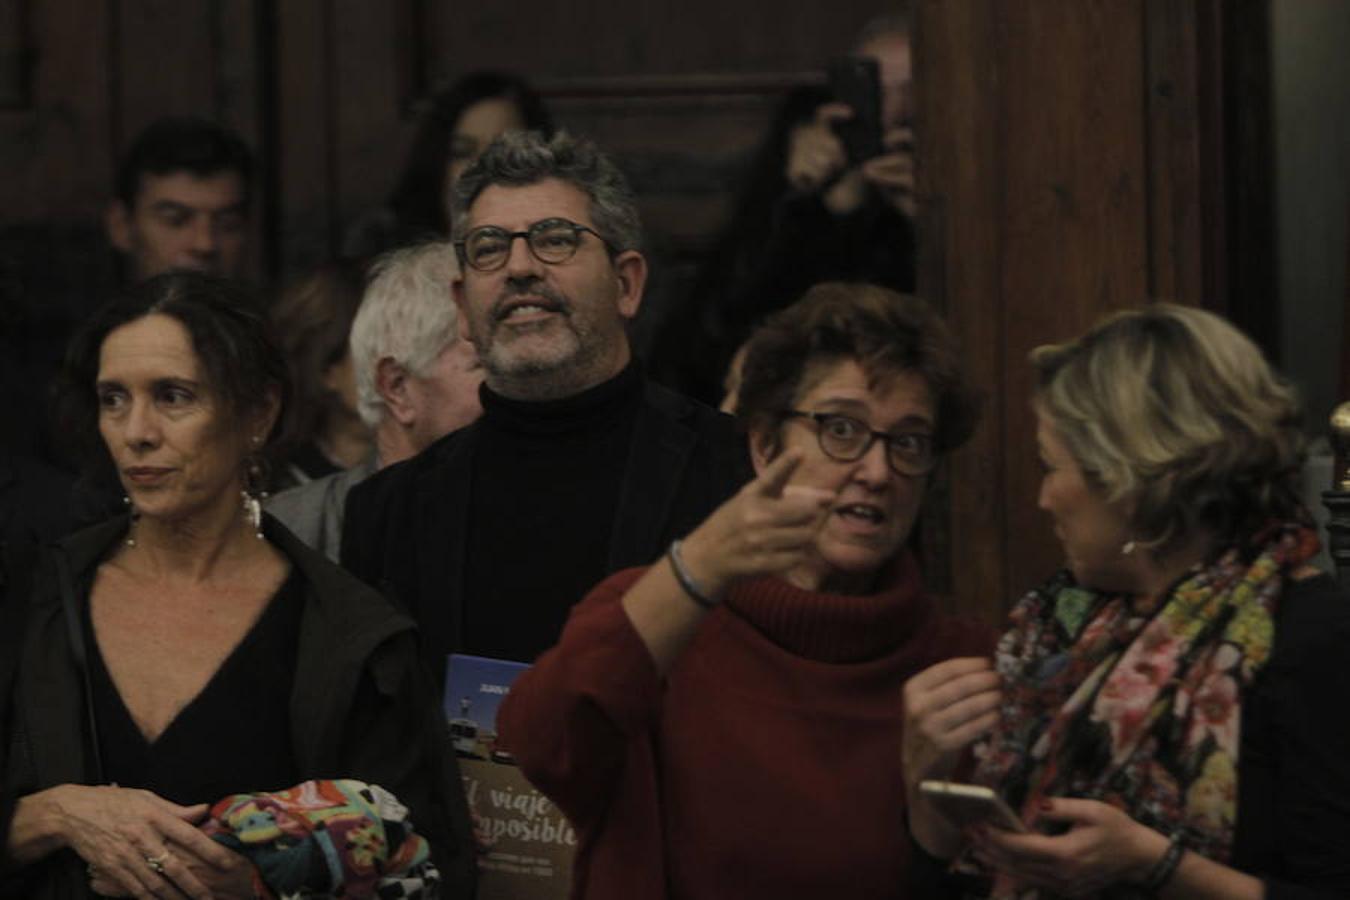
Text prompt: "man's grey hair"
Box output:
[[450, 130, 643, 254], [350, 241, 461, 427]]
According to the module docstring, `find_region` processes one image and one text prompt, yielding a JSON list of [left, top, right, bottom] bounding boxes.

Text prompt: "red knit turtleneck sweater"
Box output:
[[497, 556, 994, 900]]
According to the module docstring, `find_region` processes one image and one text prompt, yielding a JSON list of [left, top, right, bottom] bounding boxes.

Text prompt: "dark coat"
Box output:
[[0, 449, 74, 546], [0, 515, 477, 899], [340, 379, 751, 660]]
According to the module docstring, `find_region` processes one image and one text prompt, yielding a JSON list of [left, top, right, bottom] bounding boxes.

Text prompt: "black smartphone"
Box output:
[[827, 55, 884, 164]]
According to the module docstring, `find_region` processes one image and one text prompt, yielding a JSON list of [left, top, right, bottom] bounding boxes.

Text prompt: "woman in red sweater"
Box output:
[[498, 282, 994, 899]]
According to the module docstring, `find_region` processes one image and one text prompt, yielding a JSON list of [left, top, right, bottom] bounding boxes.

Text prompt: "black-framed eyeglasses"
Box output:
[[782, 410, 936, 476], [454, 217, 613, 272]]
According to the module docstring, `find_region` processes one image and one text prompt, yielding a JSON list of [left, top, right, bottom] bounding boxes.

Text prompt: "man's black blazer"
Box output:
[[340, 379, 751, 660]]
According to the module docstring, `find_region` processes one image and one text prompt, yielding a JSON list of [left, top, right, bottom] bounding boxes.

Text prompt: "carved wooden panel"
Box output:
[[0, 0, 263, 268], [421, 0, 873, 85], [403, 0, 897, 264], [914, 0, 1004, 616], [918, 0, 1237, 621], [0, 0, 111, 222]]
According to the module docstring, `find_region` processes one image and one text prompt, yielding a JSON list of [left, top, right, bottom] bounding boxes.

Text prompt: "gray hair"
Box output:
[[450, 130, 643, 254], [350, 241, 461, 427]]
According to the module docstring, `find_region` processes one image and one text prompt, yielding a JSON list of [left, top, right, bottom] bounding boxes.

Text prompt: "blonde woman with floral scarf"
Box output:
[[903, 304, 1350, 899]]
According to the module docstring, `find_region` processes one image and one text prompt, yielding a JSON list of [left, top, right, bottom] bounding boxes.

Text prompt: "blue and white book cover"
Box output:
[[445, 653, 575, 899], [445, 653, 529, 762]]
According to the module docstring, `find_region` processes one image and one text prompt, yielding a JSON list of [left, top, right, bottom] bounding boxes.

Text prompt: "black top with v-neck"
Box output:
[[84, 567, 304, 805]]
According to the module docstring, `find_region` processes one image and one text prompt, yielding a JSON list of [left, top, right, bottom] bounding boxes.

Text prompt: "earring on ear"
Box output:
[[242, 450, 268, 540], [1121, 540, 1137, 556], [241, 489, 263, 539], [123, 495, 140, 547]]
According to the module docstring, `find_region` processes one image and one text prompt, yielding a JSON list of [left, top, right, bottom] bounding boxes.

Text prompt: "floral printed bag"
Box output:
[[202, 778, 440, 898]]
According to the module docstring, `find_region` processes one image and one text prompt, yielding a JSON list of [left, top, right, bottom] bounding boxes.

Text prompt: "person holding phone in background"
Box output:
[[787, 18, 915, 219], [654, 10, 921, 407], [903, 304, 1350, 899]]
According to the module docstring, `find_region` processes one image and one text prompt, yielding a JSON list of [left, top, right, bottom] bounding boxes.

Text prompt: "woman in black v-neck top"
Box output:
[[0, 274, 475, 899], [84, 568, 305, 807]]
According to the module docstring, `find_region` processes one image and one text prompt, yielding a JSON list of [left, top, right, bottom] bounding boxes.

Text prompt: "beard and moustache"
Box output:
[[472, 278, 612, 398]]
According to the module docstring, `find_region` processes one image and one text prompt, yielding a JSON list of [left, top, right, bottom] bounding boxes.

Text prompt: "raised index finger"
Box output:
[[753, 450, 803, 499]]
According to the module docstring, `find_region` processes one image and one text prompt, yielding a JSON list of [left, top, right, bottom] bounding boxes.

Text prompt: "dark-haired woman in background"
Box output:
[[499, 283, 994, 899], [904, 304, 1350, 898], [0, 272, 473, 898], [270, 261, 372, 489], [345, 71, 554, 258]]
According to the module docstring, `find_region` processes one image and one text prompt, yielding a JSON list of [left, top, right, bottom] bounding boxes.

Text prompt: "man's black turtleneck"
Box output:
[[463, 362, 644, 662], [340, 355, 751, 672]]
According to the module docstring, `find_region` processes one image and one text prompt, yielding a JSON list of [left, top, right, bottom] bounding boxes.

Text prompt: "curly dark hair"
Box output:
[[451, 130, 641, 254], [735, 282, 980, 457]]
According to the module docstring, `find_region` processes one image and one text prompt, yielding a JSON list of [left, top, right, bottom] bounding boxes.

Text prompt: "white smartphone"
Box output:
[[918, 780, 1027, 833]]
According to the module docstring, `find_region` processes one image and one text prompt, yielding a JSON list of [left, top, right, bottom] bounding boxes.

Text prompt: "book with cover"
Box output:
[[446, 653, 576, 899]]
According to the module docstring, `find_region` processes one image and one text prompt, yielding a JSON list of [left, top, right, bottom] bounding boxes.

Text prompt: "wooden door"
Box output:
[[915, 0, 1267, 620]]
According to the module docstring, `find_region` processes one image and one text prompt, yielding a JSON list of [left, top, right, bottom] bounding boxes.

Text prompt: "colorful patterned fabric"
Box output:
[[968, 523, 1319, 899], [202, 779, 440, 899]]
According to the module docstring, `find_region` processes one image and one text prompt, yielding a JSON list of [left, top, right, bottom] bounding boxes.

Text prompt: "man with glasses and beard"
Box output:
[[341, 131, 749, 669]]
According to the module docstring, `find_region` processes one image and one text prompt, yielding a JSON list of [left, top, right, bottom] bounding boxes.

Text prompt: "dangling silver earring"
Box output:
[[123, 495, 139, 547], [242, 447, 268, 540], [241, 489, 263, 539], [1121, 540, 1137, 556]]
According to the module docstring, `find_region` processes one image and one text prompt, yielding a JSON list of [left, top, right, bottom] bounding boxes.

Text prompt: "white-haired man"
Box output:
[[268, 242, 483, 559]]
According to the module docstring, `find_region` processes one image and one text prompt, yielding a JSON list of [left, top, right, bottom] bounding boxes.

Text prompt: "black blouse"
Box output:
[[84, 567, 304, 805]]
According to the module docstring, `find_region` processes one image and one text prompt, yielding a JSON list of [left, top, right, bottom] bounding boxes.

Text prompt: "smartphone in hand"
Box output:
[[918, 780, 1028, 833], [827, 55, 884, 163]]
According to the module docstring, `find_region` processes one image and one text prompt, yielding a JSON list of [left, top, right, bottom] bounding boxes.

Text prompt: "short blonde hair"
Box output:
[[1032, 303, 1305, 554]]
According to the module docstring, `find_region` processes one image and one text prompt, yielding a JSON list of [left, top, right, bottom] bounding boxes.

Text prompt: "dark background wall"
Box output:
[[0, 0, 896, 278], [0, 0, 901, 391], [1272, 1, 1350, 437], [2, 0, 1320, 623], [913, 0, 1288, 617]]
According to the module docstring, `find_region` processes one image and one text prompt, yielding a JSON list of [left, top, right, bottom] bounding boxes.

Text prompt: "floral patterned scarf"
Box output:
[[967, 522, 1319, 898]]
